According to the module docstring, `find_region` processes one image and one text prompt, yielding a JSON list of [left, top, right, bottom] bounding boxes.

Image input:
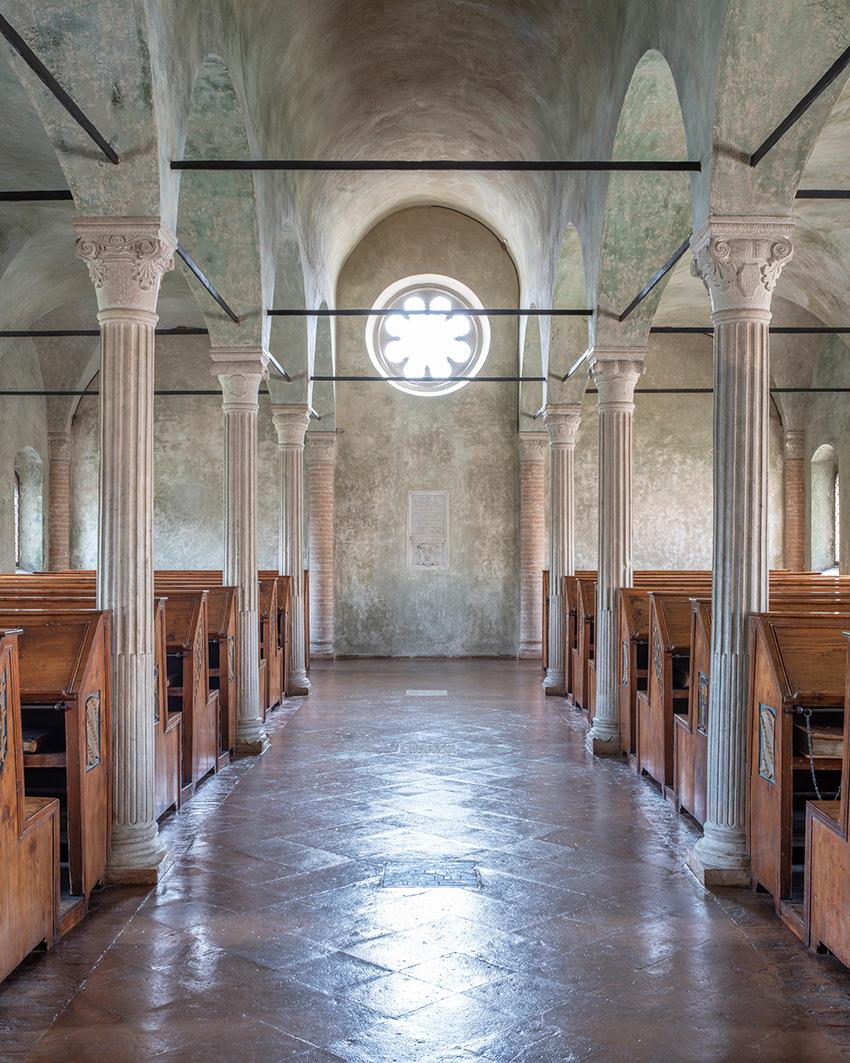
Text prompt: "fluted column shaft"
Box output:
[[47, 431, 72, 571], [273, 405, 311, 694], [306, 434, 337, 659], [518, 433, 547, 659], [586, 350, 645, 753], [783, 429, 806, 571], [75, 217, 175, 884], [211, 348, 270, 754], [688, 216, 794, 885], [543, 405, 582, 692]]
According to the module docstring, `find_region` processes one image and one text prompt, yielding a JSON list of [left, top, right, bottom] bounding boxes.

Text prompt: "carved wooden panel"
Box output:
[[758, 703, 776, 785], [0, 666, 7, 772], [153, 664, 160, 723], [697, 671, 709, 735], [621, 640, 629, 687], [85, 692, 101, 772], [652, 615, 663, 691]]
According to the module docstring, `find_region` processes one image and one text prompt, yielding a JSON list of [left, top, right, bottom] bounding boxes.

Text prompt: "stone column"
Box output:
[[585, 348, 646, 754], [272, 405, 311, 694], [210, 347, 270, 755], [783, 429, 806, 571], [47, 430, 72, 571], [543, 404, 582, 692], [518, 432, 547, 659], [74, 217, 175, 884], [688, 216, 794, 885], [306, 433, 337, 659]]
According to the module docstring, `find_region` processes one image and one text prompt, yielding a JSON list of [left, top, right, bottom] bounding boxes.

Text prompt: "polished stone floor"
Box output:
[[3, 659, 850, 1061]]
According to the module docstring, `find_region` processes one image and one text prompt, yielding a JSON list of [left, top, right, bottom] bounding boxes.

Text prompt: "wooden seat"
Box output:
[[805, 646, 850, 964], [0, 610, 111, 921], [749, 612, 850, 941], [1, 629, 60, 982]]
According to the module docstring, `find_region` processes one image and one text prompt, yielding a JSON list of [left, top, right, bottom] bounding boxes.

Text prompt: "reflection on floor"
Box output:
[[3, 659, 850, 1061]]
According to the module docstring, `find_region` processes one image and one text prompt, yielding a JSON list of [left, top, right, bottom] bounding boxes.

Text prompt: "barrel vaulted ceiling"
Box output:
[[0, 0, 848, 407]]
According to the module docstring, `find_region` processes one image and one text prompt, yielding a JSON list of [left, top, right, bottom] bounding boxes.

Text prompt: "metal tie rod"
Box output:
[[750, 44, 850, 167], [618, 236, 692, 322], [311, 375, 545, 382], [269, 307, 592, 317], [0, 14, 118, 164], [173, 159, 701, 172]]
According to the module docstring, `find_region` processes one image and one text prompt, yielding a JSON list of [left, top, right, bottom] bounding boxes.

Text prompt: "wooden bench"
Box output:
[[0, 628, 60, 982], [161, 592, 219, 799], [572, 578, 595, 710], [749, 612, 850, 941], [0, 583, 181, 824], [805, 635, 850, 966], [0, 610, 111, 933], [542, 569, 549, 672], [638, 593, 694, 792]]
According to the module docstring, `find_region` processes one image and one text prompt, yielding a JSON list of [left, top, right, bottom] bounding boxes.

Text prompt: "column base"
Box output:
[[310, 643, 334, 660], [106, 839, 173, 887], [585, 729, 621, 756], [687, 827, 750, 888], [288, 670, 311, 696], [518, 640, 542, 661], [236, 734, 271, 756], [543, 668, 564, 696]]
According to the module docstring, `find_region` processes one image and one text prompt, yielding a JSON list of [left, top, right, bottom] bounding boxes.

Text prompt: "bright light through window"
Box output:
[[366, 275, 490, 396]]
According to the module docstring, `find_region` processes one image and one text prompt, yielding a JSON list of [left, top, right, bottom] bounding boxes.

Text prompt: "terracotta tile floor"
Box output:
[[3, 659, 850, 1061]]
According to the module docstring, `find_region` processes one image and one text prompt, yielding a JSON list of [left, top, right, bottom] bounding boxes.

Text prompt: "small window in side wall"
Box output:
[[811, 444, 839, 574], [13, 472, 20, 569]]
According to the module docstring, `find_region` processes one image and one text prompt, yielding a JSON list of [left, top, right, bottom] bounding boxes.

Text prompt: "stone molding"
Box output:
[[305, 433, 338, 464], [690, 216, 794, 315], [210, 347, 269, 410], [589, 346, 646, 408], [74, 217, 176, 313], [517, 432, 547, 463], [271, 404, 310, 449], [543, 403, 582, 447]]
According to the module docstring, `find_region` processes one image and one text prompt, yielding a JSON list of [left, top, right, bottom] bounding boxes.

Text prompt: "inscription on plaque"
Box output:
[[408, 491, 448, 570]]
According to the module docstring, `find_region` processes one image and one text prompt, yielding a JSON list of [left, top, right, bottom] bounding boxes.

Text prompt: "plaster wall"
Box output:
[[571, 336, 784, 571], [0, 340, 48, 572], [334, 207, 519, 657], [69, 335, 279, 570]]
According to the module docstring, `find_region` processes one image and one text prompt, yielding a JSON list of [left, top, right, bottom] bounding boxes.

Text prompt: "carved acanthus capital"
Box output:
[[74, 217, 176, 314], [589, 346, 646, 409], [210, 346, 270, 411], [305, 433, 338, 465], [783, 429, 806, 462], [517, 432, 548, 463], [543, 403, 582, 447], [690, 216, 794, 315], [271, 404, 310, 449], [47, 431, 71, 463]]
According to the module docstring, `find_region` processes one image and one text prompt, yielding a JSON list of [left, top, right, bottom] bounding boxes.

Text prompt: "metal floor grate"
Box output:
[[381, 861, 482, 889]]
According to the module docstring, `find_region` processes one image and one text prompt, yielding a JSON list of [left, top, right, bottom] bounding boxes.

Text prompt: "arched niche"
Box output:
[[13, 447, 43, 572], [811, 443, 839, 573]]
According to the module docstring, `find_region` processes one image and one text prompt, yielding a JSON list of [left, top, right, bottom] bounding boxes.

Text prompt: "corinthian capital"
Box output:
[[690, 216, 794, 315], [210, 346, 269, 411], [271, 404, 310, 449], [783, 429, 805, 462], [305, 433, 338, 464], [47, 431, 71, 463], [589, 346, 646, 409], [74, 217, 176, 314], [517, 432, 548, 463], [543, 403, 582, 447]]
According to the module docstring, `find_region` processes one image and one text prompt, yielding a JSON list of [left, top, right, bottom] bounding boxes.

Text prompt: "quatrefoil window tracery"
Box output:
[[366, 275, 490, 396]]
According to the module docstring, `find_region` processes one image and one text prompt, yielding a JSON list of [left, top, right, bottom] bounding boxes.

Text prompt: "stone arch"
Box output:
[[176, 54, 266, 346], [268, 226, 312, 404], [594, 49, 692, 347], [310, 302, 336, 429], [519, 306, 543, 431], [549, 226, 590, 404], [811, 443, 839, 572], [13, 446, 43, 572]]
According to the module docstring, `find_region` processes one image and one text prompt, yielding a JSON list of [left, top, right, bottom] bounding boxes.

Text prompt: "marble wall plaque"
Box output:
[[408, 490, 449, 570]]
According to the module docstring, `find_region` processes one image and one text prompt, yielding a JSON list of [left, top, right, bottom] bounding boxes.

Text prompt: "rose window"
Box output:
[[365, 274, 490, 396]]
